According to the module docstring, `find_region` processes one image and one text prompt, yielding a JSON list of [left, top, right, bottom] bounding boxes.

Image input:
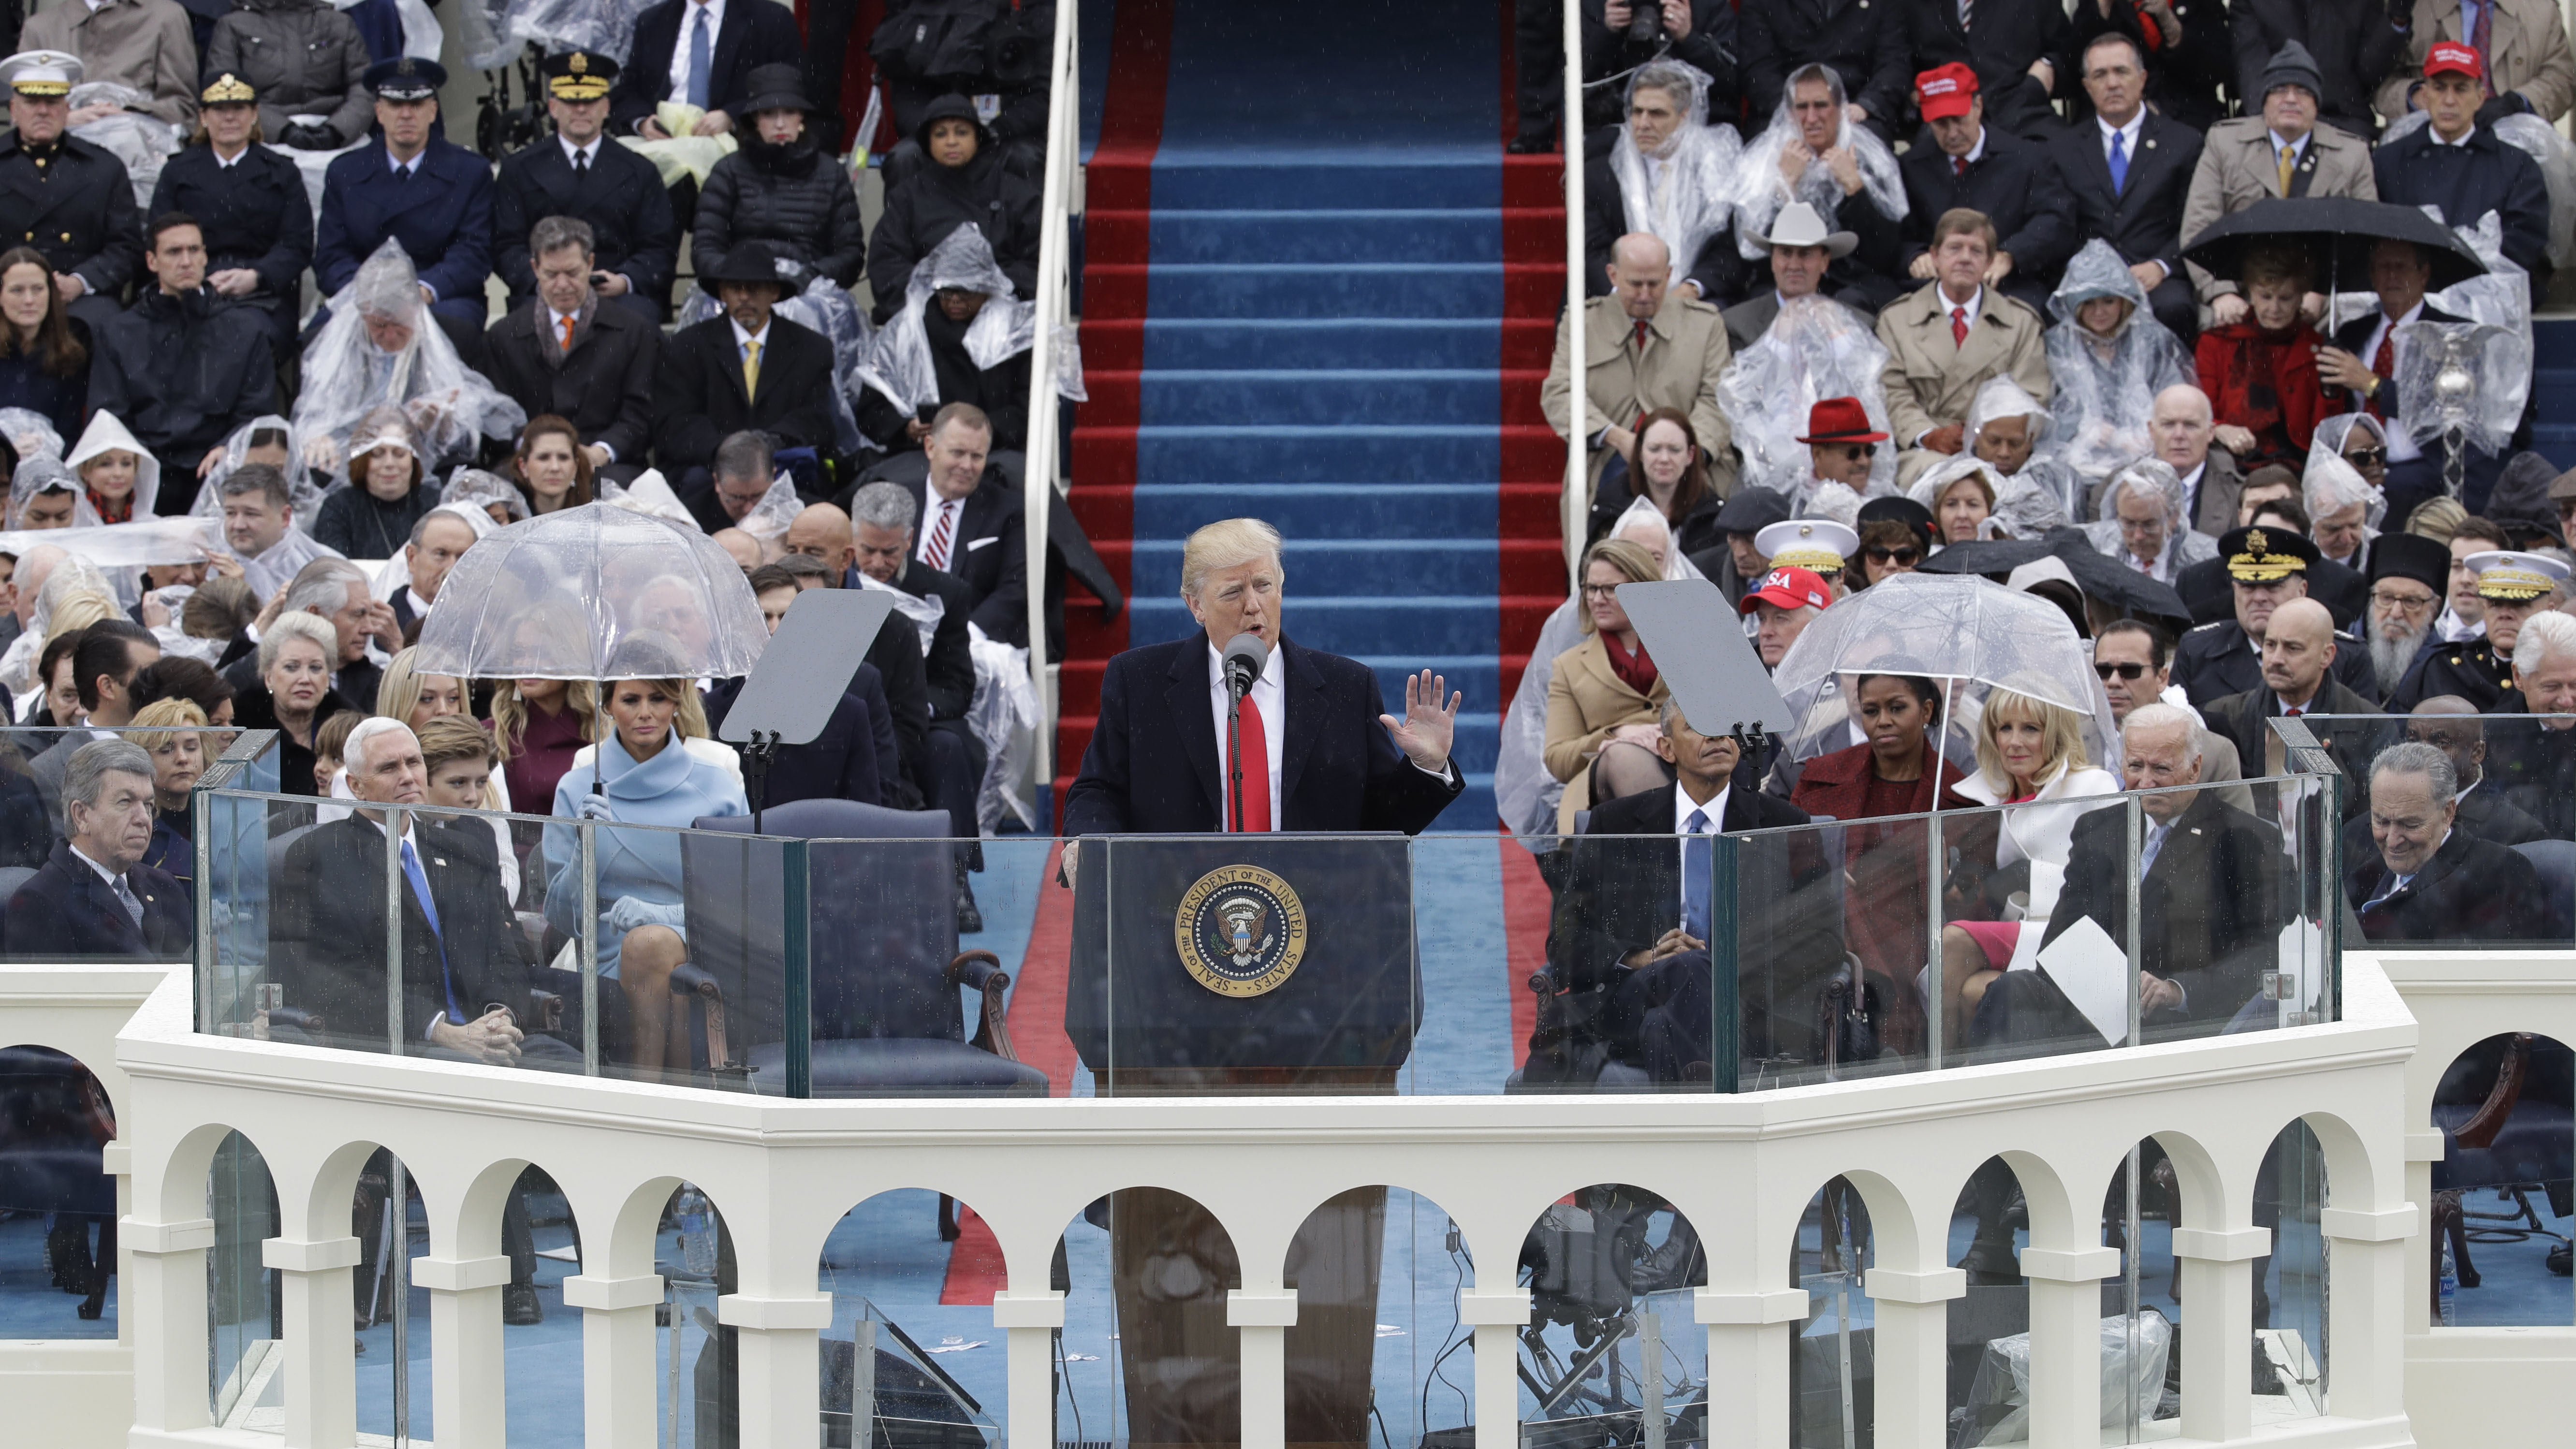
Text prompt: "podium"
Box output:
[[1067, 834, 1417, 1449]]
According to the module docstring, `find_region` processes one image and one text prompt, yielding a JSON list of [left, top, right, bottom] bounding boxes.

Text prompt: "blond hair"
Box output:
[[1974, 686, 2091, 792], [374, 645, 467, 727], [1179, 518, 1283, 600], [1577, 538, 1661, 636], [42, 591, 115, 644], [492, 678, 597, 762], [126, 698, 208, 732]]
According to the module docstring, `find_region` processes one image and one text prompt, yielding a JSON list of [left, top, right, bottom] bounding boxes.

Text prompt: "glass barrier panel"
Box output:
[[206, 1129, 279, 1429]]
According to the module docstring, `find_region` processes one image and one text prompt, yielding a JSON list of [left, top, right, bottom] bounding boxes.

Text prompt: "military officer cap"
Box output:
[[544, 50, 616, 102], [200, 71, 257, 106], [2218, 525, 2319, 584], [365, 56, 447, 101], [2466, 550, 2572, 602], [1754, 518, 1860, 575], [0, 50, 82, 98]]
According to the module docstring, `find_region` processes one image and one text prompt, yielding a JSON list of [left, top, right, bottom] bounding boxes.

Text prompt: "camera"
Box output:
[[1625, 0, 1666, 44]]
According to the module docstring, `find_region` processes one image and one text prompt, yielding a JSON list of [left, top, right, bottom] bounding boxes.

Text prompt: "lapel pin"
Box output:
[[435, 858, 447, 867], [2190, 829, 2203, 836], [2144, 139, 2157, 149]]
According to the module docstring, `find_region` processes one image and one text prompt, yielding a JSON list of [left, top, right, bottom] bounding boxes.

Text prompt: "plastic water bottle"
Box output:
[[2438, 1240, 2458, 1326], [677, 1186, 717, 1277]]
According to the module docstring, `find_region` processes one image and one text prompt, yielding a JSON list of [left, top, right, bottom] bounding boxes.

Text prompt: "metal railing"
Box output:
[[1021, 0, 1085, 802]]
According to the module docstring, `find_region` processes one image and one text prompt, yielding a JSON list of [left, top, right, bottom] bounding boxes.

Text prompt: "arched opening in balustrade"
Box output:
[[2092, 1132, 2218, 1439], [1944, 1156, 2036, 1449], [1276, 1184, 1484, 1449], [1788, 1175, 1884, 1449], [2255, 1119, 2330, 1420], [650, 1180, 738, 1449], [1053, 1186, 1241, 1449], [204, 1127, 278, 1430], [348, 1145, 432, 1445], [1516, 1182, 1706, 1449], [2429, 1032, 2573, 1326], [0, 1042, 117, 1340], [488, 1163, 586, 1448], [812, 1186, 1009, 1449]]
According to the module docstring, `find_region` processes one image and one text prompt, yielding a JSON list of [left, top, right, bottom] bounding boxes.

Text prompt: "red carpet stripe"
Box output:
[[1005, 842, 1080, 1095], [938, 1203, 1011, 1305]]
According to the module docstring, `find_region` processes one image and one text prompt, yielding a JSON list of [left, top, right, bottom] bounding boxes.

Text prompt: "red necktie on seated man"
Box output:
[[1229, 693, 1272, 832]]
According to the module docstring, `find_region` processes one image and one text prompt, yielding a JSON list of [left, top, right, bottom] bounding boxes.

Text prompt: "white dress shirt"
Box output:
[[2356, 301, 2426, 461], [1204, 640, 1285, 830], [67, 843, 139, 922], [560, 135, 603, 168], [664, 0, 730, 108], [2177, 459, 2207, 526]]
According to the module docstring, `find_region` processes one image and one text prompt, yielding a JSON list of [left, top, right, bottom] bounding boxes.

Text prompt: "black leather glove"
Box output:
[[283, 122, 342, 150], [2476, 92, 2534, 126]]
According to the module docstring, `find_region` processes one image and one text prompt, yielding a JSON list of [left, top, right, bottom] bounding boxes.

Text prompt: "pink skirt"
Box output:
[[1953, 920, 2022, 972]]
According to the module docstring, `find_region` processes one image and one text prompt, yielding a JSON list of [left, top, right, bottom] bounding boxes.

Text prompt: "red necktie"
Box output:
[[2472, 1, 2498, 97], [1230, 692, 1272, 832], [924, 499, 955, 570], [2283, 705, 2304, 717], [1952, 155, 1967, 176], [1631, 319, 1650, 352], [1951, 307, 1969, 347], [2368, 333, 2395, 420]]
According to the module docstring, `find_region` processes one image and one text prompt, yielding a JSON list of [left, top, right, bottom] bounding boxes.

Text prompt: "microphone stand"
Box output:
[[1227, 682, 1245, 833]]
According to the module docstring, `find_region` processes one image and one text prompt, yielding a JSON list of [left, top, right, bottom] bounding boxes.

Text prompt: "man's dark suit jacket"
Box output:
[[2172, 620, 2383, 708], [1897, 124, 2067, 302], [870, 562, 979, 724], [484, 299, 663, 466], [1739, 0, 1913, 129], [651, 313, 838, 473], [2328, 302, 2473, 426], [313, 138, 495, 305], [704, 668, 893, 809], [2, 841, 190, 960], [1906, 0, 2074, 141], [2176, 550, 2368, 628], [2202, 678, 2387, 805], [903, 468, 1029, 647], [491, 136, 680, 309], [609, 0, 805, 138], [2038, 790, 2288, 1016], [272, 815, 536, 1045], [2376, 123, 2553, 284], [2230, 0, 2408, 139], [2347, 822, 2547, 942], [2343, 779, 2548, 869], [1583, 148, 1746, 303], [1551, 785, 1815, 992], [1063, 632, 1464, 836], [2034, 110, 2203, 284]]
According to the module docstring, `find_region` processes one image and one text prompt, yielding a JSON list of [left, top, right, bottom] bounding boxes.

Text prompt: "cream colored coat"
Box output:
[[18, 0, 200, 127], [1541, 293, 1737, 494], [2375, 0, 2576, 123], [1875, 281, 2051, 486], [2180, 118, 2378, 303]]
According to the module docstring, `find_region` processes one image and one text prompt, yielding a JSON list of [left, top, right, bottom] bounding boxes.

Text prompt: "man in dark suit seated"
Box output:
[[1719, 203, 1874, 354], [2036, 33, 2204, 342], [1975, 704, 2288, 1050], [2348, 740, 2547, 942], [2487, 609, 2576, 836], [1897, 66, 2066, 318], [2317, 239, 2493, 519], [271, 718, 580, 1064], [2342, 699, 2547, 864], [702, 562, 896, 809], [482, 216, 662, 484], [1908, 0, 2074, 142], [2174, 527, 2381, 707], [2202, 598, 2385, 787], [611, 0, 802, 143], [3, 740, 190, 960], [652, 241, 837, 532], [886, 404, 1028, 647], [312, 59, 494, 332], [1738, 0, 1911, 137], [2376, 44, 2553, 297], [493, 51, 680, 322], [1548, 700, 1819, 1083]]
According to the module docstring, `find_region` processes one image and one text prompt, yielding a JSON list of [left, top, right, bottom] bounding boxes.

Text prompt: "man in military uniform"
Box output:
[[0, 51, 141, 332], [2389, 551, 2573, 713], [491, 51, 679, 322], [1753, 517, 1859, 598], [2172, 526, 2382, 709], [314, 58, 495, 331]]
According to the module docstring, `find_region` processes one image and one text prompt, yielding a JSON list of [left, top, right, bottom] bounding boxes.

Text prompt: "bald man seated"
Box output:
[[2200, 598, 2385, 798], [1540, 231, 1735, 511]]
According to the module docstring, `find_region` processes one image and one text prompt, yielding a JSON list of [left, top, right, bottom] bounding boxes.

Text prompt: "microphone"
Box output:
[[1221, 632, 1268, 701]]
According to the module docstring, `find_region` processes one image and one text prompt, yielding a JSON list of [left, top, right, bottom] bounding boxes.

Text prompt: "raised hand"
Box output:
[[1379, 669, 1463, 774]]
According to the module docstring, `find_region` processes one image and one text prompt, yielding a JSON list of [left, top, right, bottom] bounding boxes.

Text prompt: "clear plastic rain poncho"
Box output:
[[676, 272, 872, 457], [1606, 60, 1744, 291], [410, 501, 768, 683], [370, 500, 498, 604], [441, 467, 531, 527], [499, 0, 657, 66], [732, 472, 804, 550], [293, 240, 527, 478], [1985, 471, 2073, 539], [9, 455, 99, 529], [856, 224, 1086, 424], [2396, 311, 2532, 457], [1966, 376, 2085, 523], [2044, 240, 2197, 486], [596, 468, 701, 530], [1801, 479, 1864, 527], [0, 549, 113, 695], [1771, 571, 2120, 773], [1729, 64, 1906, 262], [192, 414, 328, 532], [68, 83, 181, 206], [1717, 295, 1897, 495], [2083, 458, 2217, 571], [1964, 1312, 2172, 1444], [0, 409, 64, 465], [65, 410, 161, 520], [2302, 425, 2388, 530], [2384, 109, 2576, 269], [968, 629, 1042, 832]]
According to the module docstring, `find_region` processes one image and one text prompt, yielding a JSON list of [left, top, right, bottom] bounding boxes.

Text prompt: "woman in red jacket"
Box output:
[[2194, 246, 2330, 466]]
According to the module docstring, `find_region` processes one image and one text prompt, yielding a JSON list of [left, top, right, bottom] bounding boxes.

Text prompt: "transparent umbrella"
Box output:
[[1770, 572, 2117, 805]]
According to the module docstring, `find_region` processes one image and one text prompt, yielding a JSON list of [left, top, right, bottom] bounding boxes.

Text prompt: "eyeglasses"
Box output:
[[1866, 547, 1920, 566], [2369, 587, 2436, 611], [2344, 448, 2387, 467], [1581, 583, 1622, 599], [2094, 661, 2150, 680]]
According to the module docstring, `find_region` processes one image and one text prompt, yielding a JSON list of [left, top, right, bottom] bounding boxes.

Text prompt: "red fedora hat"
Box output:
[[1795, 396, 1890, 445]]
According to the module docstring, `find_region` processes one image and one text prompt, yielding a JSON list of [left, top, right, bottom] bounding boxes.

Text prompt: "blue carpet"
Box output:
[[0, 1212, 114, 1338]]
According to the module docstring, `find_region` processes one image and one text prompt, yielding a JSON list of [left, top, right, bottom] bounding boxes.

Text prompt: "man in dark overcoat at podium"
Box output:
[[1060, 515, 1464, 1448]]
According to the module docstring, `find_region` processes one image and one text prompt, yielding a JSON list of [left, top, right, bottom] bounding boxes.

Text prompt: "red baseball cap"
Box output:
[[1795, 396, 1891, 445], [2425, 42, 2484, 80], [1740, 566, 1833, 615], [1916, 63, 1979, 120]]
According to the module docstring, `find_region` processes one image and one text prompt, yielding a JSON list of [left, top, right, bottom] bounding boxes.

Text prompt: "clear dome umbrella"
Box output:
[[1770, 571, 2118, 810], [410, 501, 769, 793]]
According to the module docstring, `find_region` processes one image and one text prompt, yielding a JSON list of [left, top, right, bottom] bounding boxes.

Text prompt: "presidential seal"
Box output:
[[1173, 864, 1308, 998]]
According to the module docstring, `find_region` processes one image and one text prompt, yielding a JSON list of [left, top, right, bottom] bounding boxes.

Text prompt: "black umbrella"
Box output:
[[1919, 528, 2192, 623], [2180, 196, 2488, 293]]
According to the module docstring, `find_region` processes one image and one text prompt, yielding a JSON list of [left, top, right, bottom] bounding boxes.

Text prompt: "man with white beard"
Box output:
[[2363, 535, 2451, 702]]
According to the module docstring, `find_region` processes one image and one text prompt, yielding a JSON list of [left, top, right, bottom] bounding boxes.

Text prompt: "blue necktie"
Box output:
[[399, 838, 465, 1026], [2108, 130, 2129, 196], [1682, 808, 1712, 942], [686, 7, 713, 110]]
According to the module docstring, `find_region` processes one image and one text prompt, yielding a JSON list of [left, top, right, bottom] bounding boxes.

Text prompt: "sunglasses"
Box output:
[[2094, 661, 2150, 680], [1866, 547, 1921, 566], [2343, 448, 2387, 467]]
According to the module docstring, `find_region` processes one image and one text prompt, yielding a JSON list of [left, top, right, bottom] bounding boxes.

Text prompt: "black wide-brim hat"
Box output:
[[741, 62, 818, 115]]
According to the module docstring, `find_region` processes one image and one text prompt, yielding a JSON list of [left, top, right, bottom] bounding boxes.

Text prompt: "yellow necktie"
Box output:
[[742, 338, 761, 400], [2276, 144, 2295, 197]]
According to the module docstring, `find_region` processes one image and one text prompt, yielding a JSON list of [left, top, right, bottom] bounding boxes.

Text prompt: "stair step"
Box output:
[[1107, 423, 1566, 483], [1131, 482, 1503, 537], [1080, 317, 1556, 371], [1080, 368, 1542, 427], [1139, 155, 1505, 210], [1092, 207, 1497, 264], [1095, 262, 1506, 320]]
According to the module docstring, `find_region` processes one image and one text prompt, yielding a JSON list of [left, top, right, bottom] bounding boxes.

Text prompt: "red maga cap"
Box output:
[[1740, 566, 1833, 615], [2425, 42, 2484, 80], [1916, 63, 1979, 119]]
